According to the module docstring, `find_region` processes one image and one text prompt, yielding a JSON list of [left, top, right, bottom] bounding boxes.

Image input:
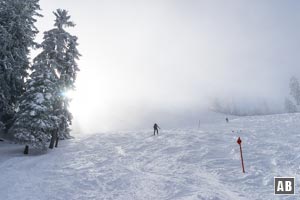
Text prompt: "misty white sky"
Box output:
[[36, 0, 300, 132]]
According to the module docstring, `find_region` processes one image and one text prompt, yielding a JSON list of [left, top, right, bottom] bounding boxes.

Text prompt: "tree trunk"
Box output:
[[55, 136, 59, 148], [49, 133, 55, 149], [24, 145, 29, 154]]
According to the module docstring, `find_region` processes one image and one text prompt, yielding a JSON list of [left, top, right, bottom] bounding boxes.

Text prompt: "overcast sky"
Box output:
[[36, 0, 300, 132]]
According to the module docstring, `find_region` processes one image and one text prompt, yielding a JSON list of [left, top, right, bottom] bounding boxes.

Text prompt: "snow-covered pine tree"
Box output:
[[8, 58, 59, 151], [39, 9, 80, 139], [0, 23, 13, 131], [289, 76, 300, 105], [285, 98, 297, 113], [0, 0, 41, 131]]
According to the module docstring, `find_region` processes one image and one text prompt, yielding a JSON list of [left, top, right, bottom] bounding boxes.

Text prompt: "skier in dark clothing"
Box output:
[[226, 117, 229, 123], [153, 123, 160, 135]]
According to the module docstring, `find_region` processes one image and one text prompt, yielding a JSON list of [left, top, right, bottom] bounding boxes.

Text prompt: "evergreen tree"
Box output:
[[285, 98, 297, 113], [0, 0, 41, 131], [9, 58, 59, 150], [38, 9, 80, 139], [289, 76, 300, 105]]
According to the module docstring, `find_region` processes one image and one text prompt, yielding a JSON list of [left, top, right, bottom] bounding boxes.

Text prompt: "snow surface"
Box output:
[[1, 113, 300, 199]]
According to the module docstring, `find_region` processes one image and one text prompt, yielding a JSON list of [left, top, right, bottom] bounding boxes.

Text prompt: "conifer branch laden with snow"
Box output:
[[0, 0, 41, 132], [9, 58, 59, 150]]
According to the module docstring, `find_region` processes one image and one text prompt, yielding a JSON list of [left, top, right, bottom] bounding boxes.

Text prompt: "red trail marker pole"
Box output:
[[237, 137, 245, 173]]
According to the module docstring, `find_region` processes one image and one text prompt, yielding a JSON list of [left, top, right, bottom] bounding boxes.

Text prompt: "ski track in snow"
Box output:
[[1, 113, 300, 199]]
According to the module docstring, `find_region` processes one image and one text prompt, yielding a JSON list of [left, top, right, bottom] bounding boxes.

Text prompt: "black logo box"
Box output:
[[274, 177, 295, 195]]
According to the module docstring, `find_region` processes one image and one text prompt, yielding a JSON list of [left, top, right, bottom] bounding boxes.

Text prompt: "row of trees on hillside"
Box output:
[[0, 0, 80, 152], [211, 76, 300, 116], [211, 98, 271, 116]]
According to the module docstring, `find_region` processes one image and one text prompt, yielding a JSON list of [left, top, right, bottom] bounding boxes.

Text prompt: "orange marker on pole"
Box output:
[[237, 137, 245, 173]]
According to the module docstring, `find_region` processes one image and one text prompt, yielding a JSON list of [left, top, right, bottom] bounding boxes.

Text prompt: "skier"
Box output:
[[226, 117, 229, 123], [153, 123, 160, 135]]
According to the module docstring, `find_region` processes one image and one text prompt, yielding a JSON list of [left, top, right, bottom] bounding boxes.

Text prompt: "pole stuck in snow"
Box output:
[[237, 137, 245, 173]]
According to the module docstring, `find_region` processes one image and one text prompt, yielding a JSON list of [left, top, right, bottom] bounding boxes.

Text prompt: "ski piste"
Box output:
[[1, 112, 300, 199]]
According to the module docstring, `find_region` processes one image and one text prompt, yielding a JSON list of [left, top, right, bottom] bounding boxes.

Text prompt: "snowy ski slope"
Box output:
[[1, 113, 300, 199]]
